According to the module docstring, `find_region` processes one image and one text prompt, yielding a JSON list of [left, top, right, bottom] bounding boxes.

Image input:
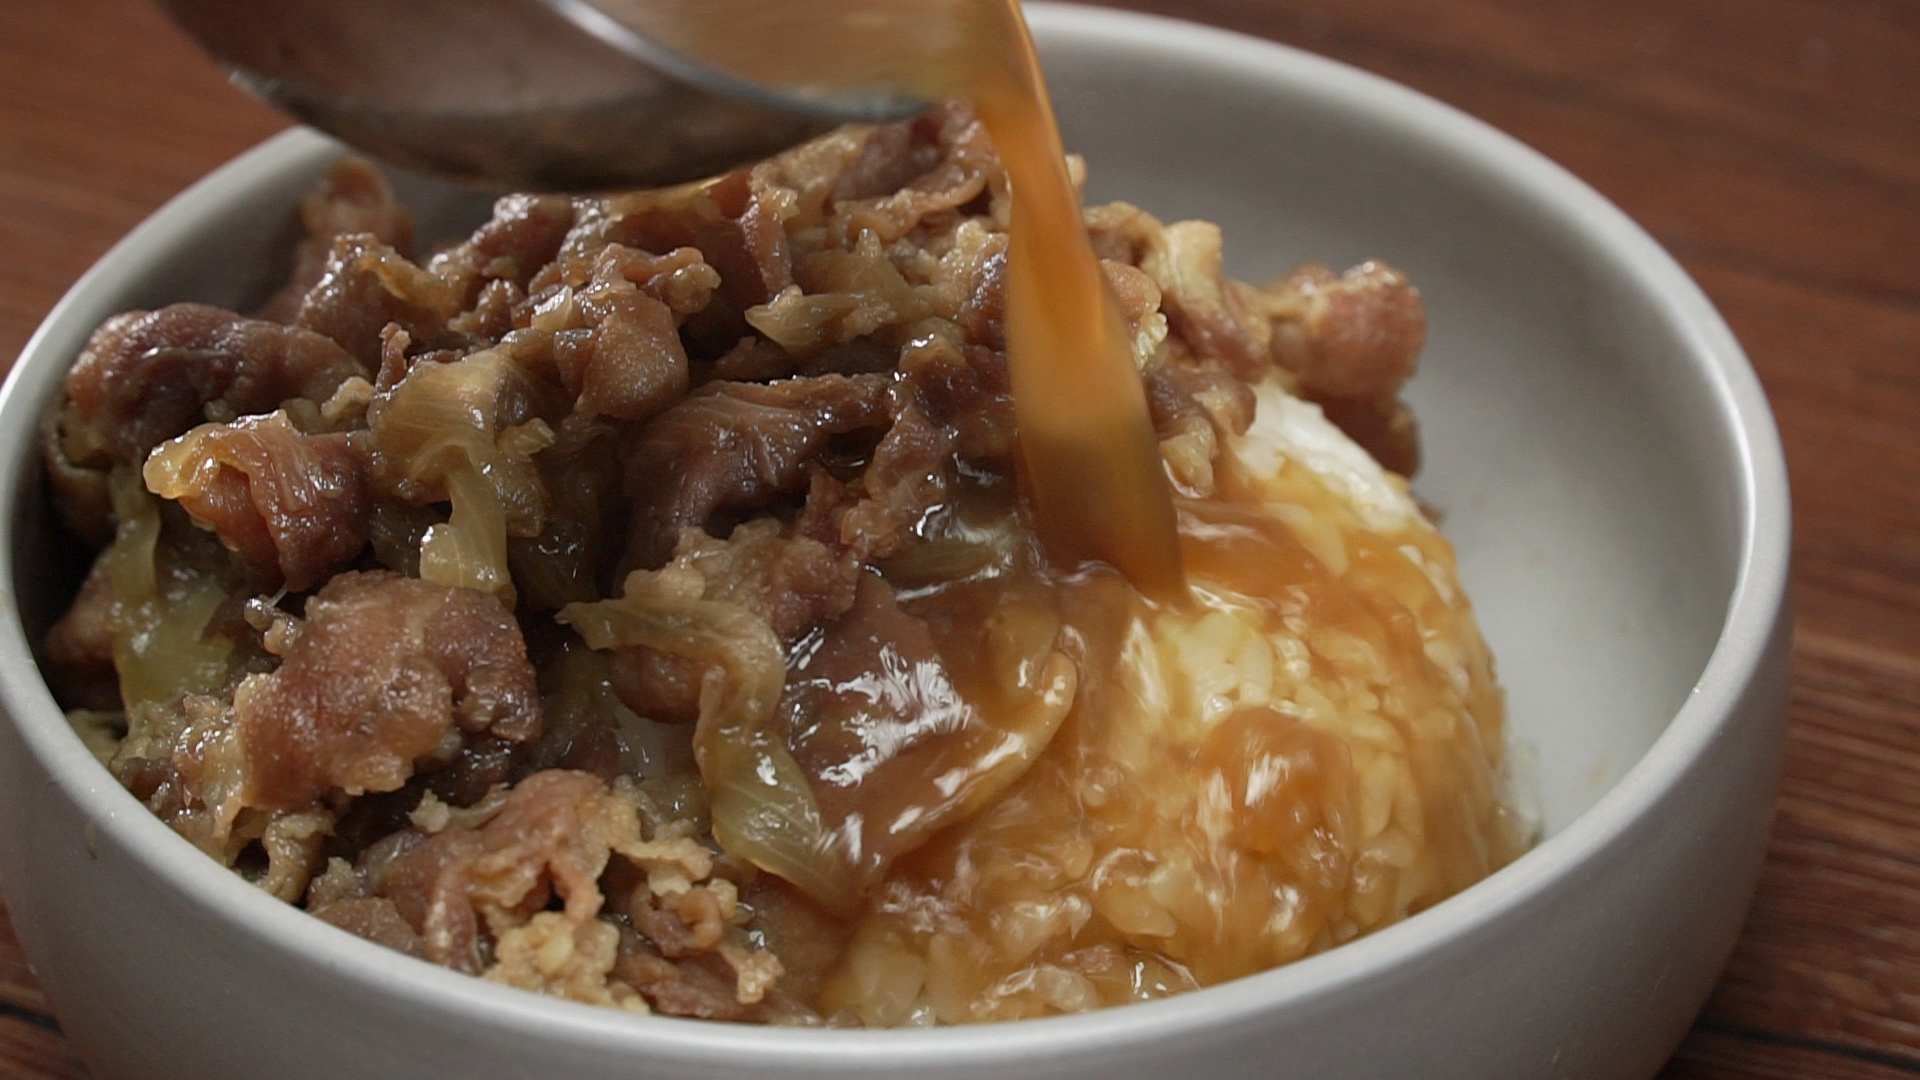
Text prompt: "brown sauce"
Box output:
[[958, 0, 1185, 598]]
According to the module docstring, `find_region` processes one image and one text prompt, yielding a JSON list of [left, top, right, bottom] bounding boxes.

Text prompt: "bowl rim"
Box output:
[[0, 0, 1791, 1065]]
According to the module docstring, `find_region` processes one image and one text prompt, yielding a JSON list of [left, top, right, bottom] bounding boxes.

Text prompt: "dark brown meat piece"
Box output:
[[1313, 393, 1421, 478], [828, 400, 953, 562], [608, 647, 705, 728], [709, 335, 794, 382], [625, 875, 728, 959], [259, 158, 414, 323], [232, 571, 541, 811], [427, 733, 535, 807], [370, 771, 618, 973], [734, 877, 850, 1008], [142, 412, 370, 591], [507, 416, 624, 611], [773, 573, 1070, 894], [353, 828, 488, 972], [313, 896, 423, 957], [450, 279, 524, 340], [568, 287, 686, 422], [896, 330, 1016, 466], [620, 373, 894, 569], [58, 303, 366, 467], [580, 168, 793, 312], [614, 933, 742, 1018], [1263, 261, 1425, 400], [676, 520, 862, 643], [512, 245, 718, 422], [1089, 197, 1425, 471], [613, 932, 784, 1022], [1085, 205, 1271, 377], [825, 102, 1002, 247], [295, 234, 461, 368], [778, 572, 956, 840], [610, 919, 812, 1023], [528, 243, 720, 320], [41, 406, 114, 546], [469, 194, 576, 280], [1147, 222, 1273, 379], [1253, 261, 1425, 474], [430, 193, 577, 307], [1145, 362, 1258, 440], [336, 770, 715, 985]]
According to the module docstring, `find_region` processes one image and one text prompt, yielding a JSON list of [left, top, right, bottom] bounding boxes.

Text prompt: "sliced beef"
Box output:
[[826, 102, 1003, 247], [1260, 260, 1425, 400], [312, 769, 783, 1014], [143, 412, 370, 591], [671, 519, 862, 644], [827, 399, 953, 562], [510, 244, 719, 422], [231, 571, 540, 811], [1139, 220, 1273, 379], [1312, 392, 1421, 478], [1255, 260, 1425, 474], [580, 167, 793, 312], [1145, 362, 1257, 439], [774, 572, 1073, 895], [295, 233, 461, 368], [59, 303, 365, 467], [620, 373, 894, 569], [260, 158, 414, 323], [430, 193, 577, 307]]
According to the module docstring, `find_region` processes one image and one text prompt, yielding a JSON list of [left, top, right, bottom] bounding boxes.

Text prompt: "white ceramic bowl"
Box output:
[[0, 5, 1791, 1079]]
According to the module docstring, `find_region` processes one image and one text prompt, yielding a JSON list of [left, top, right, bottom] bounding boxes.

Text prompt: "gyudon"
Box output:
[[43, 104, 1525, 1026]]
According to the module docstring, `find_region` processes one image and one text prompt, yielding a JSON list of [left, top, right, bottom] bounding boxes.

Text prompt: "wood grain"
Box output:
[[1, 0, 1917, 1077]]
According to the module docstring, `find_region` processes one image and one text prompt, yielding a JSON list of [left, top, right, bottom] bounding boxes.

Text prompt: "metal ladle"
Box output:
[[158, 0, 928, 192]]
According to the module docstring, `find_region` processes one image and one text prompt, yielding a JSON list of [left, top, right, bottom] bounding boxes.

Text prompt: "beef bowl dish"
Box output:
[[0, 8, 1790, 1080]]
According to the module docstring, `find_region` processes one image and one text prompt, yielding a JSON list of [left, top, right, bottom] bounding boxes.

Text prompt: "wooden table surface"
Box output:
[[2, 0, 1917, 1076]]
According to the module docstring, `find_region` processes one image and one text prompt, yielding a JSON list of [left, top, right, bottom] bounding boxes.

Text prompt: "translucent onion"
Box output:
[[103, 468, 235, 710], [560, 570, 853, 912], [366, 348, 555, 604], [420, 466, 513, 599]]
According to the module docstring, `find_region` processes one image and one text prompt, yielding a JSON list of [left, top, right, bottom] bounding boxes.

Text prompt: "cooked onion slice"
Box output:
[[562, 569, 852, 910]]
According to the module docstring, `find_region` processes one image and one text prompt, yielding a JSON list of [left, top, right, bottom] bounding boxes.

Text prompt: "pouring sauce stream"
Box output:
[[595, 0, 1187, 597]]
